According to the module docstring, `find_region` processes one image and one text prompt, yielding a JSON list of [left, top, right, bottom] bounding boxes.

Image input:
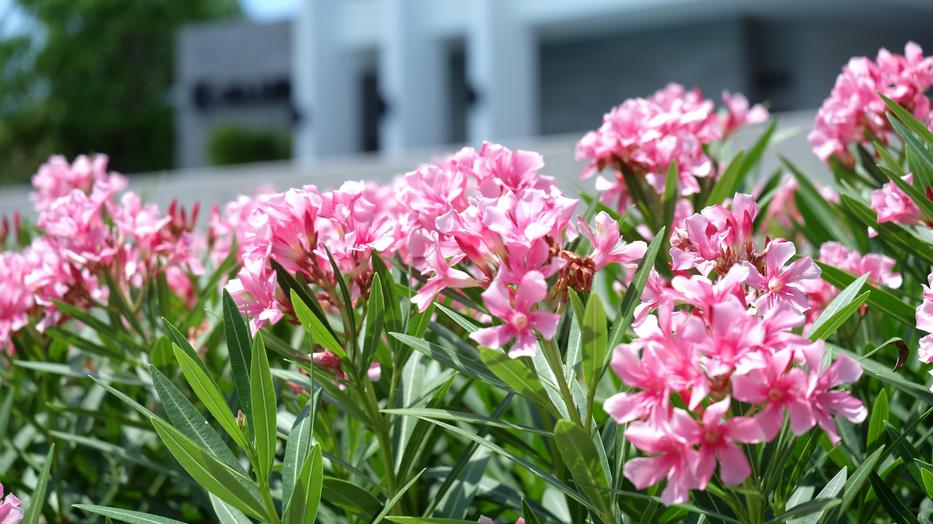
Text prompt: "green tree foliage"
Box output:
[[0, 0, 240, 184]]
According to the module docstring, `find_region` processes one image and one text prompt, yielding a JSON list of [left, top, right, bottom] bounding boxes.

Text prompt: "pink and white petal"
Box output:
[[716, 443, 752, 485]]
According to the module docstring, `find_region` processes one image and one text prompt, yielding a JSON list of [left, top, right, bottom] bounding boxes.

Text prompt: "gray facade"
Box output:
[[176, 19, 292, 168]]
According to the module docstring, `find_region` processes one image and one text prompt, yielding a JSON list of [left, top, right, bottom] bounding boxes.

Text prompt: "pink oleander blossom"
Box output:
[[870, 174, 922, 225], [469, 270, 559, 358], [744, 239, 821, 312], [576, 84, 767, 213], [686, 398, 764, 488], [624, 412, 700, 506], [31, 154, 126, 212], [0, 252, 34, 353], [918, 273, 933, 364], [577, 211, 647, 271], [810, 42, 933, 163], [0, 484, 23, 524]]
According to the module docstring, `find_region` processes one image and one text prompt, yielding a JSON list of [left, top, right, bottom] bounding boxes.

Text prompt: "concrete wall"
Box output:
[[0, 110, 824, 222]]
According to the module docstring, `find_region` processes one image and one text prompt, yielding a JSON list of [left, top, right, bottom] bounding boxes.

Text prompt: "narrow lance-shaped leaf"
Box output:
[[171, 345, 251, 453], [250, 333, 277, 482], [283, 394, 318, 507], [150, 417, 268, 521], [22, 445, 54, 524], [73, 505, 187, 524], [150, 365, 243, 470], [807, 272, 870, 341], [291, 289, 346, 358], [283, 444, 324, 524], [221, 291, 253, 436], [607, 226, 666, 351]]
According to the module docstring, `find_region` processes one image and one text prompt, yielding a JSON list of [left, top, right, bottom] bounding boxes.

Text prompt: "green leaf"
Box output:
[[371, 468, 427, 524], [49, 431, 179, 478], [249, 333, 277, 481], [386, 519, 476, 524], [283, 444, 324, 524], [150, 417, 268, 521], [381, 407, 550, 435], [362, 272, 385, 367], [22, 445, 54, 524], [210, 494, 251, 524], [390, 332, 505, 388], [661, 159, 679, 228], [221, 291, 253, 435], [839, 194, 933, 263], [807, 272, 870, 341], [322, 477, 382, 519], [283, 396, 317, 507], [407, 303, 434, 338], [817, 263, 916, 326], [434, 302, 479, 334], [323, 245, 357, 336], [13, 361, 143, 386], [150, 365, 242, 470], [581, 293, 608, 394], [372, 253, 403, 335], [834, 446, 884, 520], [478, 346, 551, 407], [162, 318, 211, 377], [789, 467, 845, 524], [416, 417, 597, 512], [171, 344, 250, 453], [553, 420, 615, 522], [768, 499, 839, 524], [783, 158, 854, 247], [73, 505, 187, 524], [868, 472, 921, 524], [291, 288, 346, 358], [866, 388, 889, 448], [608, 226, 666, 350], [522, 498, 543, 524], [830, 345, 933, 404], [921, 467, 933, 499]]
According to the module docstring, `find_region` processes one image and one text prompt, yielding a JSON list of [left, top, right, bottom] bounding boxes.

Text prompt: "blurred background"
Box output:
[[1, 0, 932, 212]]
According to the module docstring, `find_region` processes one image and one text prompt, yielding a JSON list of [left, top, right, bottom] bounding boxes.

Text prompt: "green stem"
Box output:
[[541, 338, 582, 427], [259, 479, 282, 524], [360, 378, 399, 501]]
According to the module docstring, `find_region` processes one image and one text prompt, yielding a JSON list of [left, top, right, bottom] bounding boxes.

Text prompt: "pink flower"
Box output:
[[577, 212, 647, 271], [604, 342, 670, 424], [0, 484, 23, 524], [411, 243, 479, 312], [623, 412, 699, 506], [810, 42, 933, 163], [744, 239, 821, 312], [687, 398, 764, 488], [871, 174, 921, 225], [732, 349, 812, 440], [469, 270, 559, 358], [721, 91, 769, 136], [918, 273, 933, 364], [0, 252, 34, 353], [800, 345, 867, 444], [31, 154, 125, 211]]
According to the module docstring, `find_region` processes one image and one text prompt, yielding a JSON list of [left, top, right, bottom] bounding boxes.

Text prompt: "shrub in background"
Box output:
[[207, 124, 292, 166]]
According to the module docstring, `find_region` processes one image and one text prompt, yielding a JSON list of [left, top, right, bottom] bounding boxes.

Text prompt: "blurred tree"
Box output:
[[0, 0, 240, 185]]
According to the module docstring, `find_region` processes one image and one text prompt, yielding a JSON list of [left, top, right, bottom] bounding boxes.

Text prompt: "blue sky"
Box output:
[[240, 0, 299, 22]]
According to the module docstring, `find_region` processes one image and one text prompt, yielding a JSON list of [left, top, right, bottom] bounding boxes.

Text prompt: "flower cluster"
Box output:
[[802, 241, 901, 322], [225, 181, 402, 331], [0, 155, 205, 351], [870, 174, 926, 226], [222, 143, 646, 365], [809, 42, 933, 163], [576, 84, 767, 212], [396, 142, 645, 357], [606, 194, 866, 505]]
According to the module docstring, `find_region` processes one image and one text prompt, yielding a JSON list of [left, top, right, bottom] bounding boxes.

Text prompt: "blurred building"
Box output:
[[175, 0, 933, 168]]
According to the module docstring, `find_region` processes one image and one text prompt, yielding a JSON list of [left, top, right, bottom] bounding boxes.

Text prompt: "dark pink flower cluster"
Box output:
[[397, 143, 645, 357], [606, 194, 865, 505], [0, 155, 205, 352], [576, 84, 767, 212], [225, 181, 403, 331], [809, 42, 933, 163], [223, 142, 646, 359]]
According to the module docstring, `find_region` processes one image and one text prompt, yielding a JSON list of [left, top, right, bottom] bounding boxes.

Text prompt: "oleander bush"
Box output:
[[0, 43, 932, 524]]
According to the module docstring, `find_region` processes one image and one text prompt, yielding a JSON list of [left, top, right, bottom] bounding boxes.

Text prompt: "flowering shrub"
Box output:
[[1, 45, 933, 524]]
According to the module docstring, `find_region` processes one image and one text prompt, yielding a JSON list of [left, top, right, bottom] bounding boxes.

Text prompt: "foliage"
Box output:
[[0, 0, 240, 184], [207, 124, 292, 166]]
